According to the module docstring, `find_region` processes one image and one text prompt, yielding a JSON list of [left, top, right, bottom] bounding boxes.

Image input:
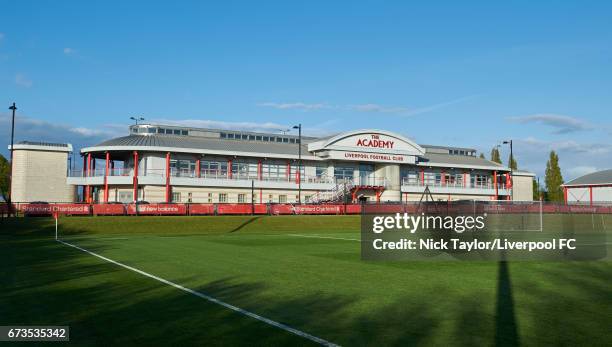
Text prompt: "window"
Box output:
[[201, 161, 228, 178], [228, 133, 235, 139], [471, 174, 490, 188], [262, 163, 287, 181], [315, 166, 328, 178], [242, 134, 248, 140], [249, 135, 255, 140], [187, 192, 193, 203], [276, 137, 283, 143], [263, 136, 269, 141], [219, 193, 228, 203], [402, 170, 419, 185], [172, 192, 181, 202], [170, 159, 196, 177], [289, 138, 296, 143], [131, 128, 138, 133], [268, 194, 273, 203], [147, 127, 156, 134], [305, 195, 312, 201], [173, 129, 181, 135], [118, 191, 132, 203], [278, 195, 287, 203], [238, 194, 246, 203], [334, 166, 354, 180], [256, 136, 262, 141], [157, 128, 165, 134], [220, 133, 227, 139], [181, 130, 188, 136], [165, 129, 173, 134], [207, 193, 213, 203], [282, 138, 289, 143]]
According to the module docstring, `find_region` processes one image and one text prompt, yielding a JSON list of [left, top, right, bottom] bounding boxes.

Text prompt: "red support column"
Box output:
[[505, 173, 511, 201], [196, 158, 201, 178], [589, 186, 593, 206], [441, 170, 446, 186], [376, 189, 381, 203], [563, 187, 568, 205], [463, 171, 467, 188], [104, 151, 110, 203], [133, 151, 139, 203], [286, 162, 291, 182], [493, 170, 498, 200], [295, 167, 300, 184], [257, 161, 262, 180], [85, 153, 92, 203], [420, 168, 424, 185], [228, 159, 233, 179], [165, 152, 171, 203]]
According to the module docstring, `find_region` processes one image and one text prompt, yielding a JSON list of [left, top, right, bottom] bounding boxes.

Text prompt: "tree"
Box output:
[[544, 151, 564, 202], [532, 178, 541, 200], [479, 153, 485, 159], [508, 153, 518, 170], [0, 154, 9, 202], [490, 147, 502, 164]]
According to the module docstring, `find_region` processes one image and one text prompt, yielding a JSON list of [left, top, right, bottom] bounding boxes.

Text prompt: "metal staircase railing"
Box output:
[[306, 179, 354, 204]]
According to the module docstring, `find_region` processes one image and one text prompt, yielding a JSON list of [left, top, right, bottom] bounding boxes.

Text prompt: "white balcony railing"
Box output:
[[401, 177, 509, 190]]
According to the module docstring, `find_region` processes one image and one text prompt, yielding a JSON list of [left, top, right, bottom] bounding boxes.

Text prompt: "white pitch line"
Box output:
[[56, 239, 339, 347], [287, 234, 361, 242]]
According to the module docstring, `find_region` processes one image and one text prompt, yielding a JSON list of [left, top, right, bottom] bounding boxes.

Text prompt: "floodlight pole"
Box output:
[[293, 124, 302, 204], [8, 103, 17, 216]]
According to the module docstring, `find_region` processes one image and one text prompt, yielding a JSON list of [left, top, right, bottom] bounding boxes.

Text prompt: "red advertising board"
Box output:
[[127, 204, 188, 215], [189, 204, 215, 215], [20, 203, 90, 216], [216, 204, 268, 215], [345, 204, 362, 214], [270, 204, 294, 215], [92, 204, 126, 215], [294, 204, 343, 215]]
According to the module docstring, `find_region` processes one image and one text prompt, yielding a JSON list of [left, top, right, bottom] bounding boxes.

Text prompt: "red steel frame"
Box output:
[[165, 152, 171, 203], [133, 151, 139, 202], [104, 151, 110, 203]]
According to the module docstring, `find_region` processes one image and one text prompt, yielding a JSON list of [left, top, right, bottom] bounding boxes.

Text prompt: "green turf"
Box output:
[[1, 215, 611, 346]]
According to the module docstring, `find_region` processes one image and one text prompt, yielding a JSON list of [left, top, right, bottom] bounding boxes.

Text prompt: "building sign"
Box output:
[[355, 134, 394, 149], [321, 150, 416, 164]]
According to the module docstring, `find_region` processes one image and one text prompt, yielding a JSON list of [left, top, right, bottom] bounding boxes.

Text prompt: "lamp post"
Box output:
[[7, 103, 17, 216], [293, 124, 302, 204], [503, 140, 513, 201], [130, 116, 145, 125]]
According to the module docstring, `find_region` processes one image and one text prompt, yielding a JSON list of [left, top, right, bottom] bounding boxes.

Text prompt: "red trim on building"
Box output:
[[196, 158, 201, 178], [165, 152, 171, 203], [257, 161, 262, 180], [420, 168, 424, 185], [563, 187, 568, 205], [493, 170, 498, 200], [441, 170, 446, 186], [589, 186, 593, 206], [85, 153, 92, 203], [133, 151, 139, 202], [104, 152, 109, 203], [228, 159, 233, 179]]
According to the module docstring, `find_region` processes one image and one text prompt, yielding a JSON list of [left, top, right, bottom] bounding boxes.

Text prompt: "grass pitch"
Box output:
[[2, 215, 611, 346]]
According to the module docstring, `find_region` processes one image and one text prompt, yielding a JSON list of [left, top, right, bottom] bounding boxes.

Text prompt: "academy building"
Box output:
[[10, 123, 535, 204]]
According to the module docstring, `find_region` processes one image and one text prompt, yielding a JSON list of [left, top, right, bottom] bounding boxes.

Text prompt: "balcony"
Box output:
[[401, 177, 510, 196], [67, 168, 336, 190]]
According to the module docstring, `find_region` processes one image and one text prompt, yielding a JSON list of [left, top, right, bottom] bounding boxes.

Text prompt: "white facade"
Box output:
[[63, 125, 530, 204]]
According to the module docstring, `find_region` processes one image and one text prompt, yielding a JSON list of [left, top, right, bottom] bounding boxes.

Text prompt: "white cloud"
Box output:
[[348, 104, 410, 113], [63, 47, 76, 55], [509, 136, 612, 180], [0, 113, 120, 158], [258, 95, 479, 116], [507, 114, 592, 134], [257, 102, 332, 111], [15, 73, 32, 88]]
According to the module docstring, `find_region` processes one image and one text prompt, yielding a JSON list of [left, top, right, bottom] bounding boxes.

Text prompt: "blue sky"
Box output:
[[1, 1, 611, 180]]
